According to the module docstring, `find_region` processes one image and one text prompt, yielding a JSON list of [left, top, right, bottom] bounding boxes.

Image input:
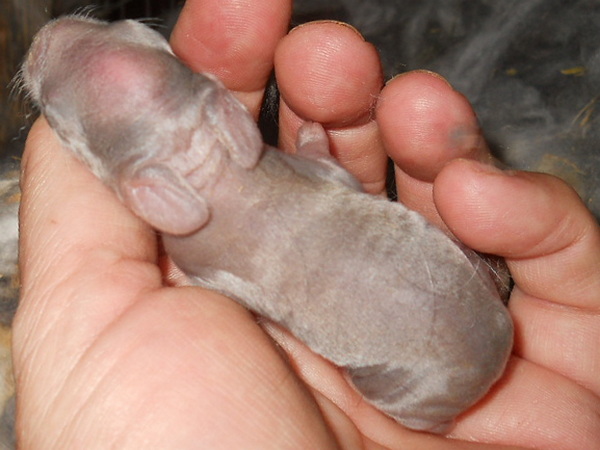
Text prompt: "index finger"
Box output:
[[435, 160, 600, 309], [170, 0, 292, 116]]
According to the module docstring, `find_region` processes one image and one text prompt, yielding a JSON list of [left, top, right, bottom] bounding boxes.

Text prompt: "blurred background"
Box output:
[[1, 1, 599, 447]]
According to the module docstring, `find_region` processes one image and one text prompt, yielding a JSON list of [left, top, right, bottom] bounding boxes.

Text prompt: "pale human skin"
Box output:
[[14, 0, 600, 449]]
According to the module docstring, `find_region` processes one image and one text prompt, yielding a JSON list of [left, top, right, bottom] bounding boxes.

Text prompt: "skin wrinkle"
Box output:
[[511, 291, 600, 394], [22, 256, 151, 436], [17, 139, 165, 438]]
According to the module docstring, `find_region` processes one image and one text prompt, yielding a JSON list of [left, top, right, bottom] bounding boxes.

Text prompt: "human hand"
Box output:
[[14, 1, 600, 449]]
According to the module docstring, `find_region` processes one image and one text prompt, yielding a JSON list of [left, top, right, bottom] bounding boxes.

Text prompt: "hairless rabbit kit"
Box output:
[[22, 16, 513, 433]]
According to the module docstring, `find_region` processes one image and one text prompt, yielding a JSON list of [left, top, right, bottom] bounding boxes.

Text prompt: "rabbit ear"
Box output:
[[119, 164, 210, 236], [200, 75, 264, 170], [220, 91, 264, 169]]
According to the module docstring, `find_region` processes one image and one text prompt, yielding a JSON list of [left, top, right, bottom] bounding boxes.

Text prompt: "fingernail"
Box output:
[[288, 20, 365, 41], [385, 70, 452, 87]]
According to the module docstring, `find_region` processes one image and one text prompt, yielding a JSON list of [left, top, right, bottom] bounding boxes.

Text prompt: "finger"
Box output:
[[170, 0, 292, 116], [376, 71, 492, 224], [15, 119, 159, 369], [435, 159, 600, 394], [434, 159, 600, 307], [274, 21, 387, 194]]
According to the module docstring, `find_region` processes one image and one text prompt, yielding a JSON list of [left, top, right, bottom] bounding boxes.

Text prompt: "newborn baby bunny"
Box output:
[[22, 16, 513, 433]]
